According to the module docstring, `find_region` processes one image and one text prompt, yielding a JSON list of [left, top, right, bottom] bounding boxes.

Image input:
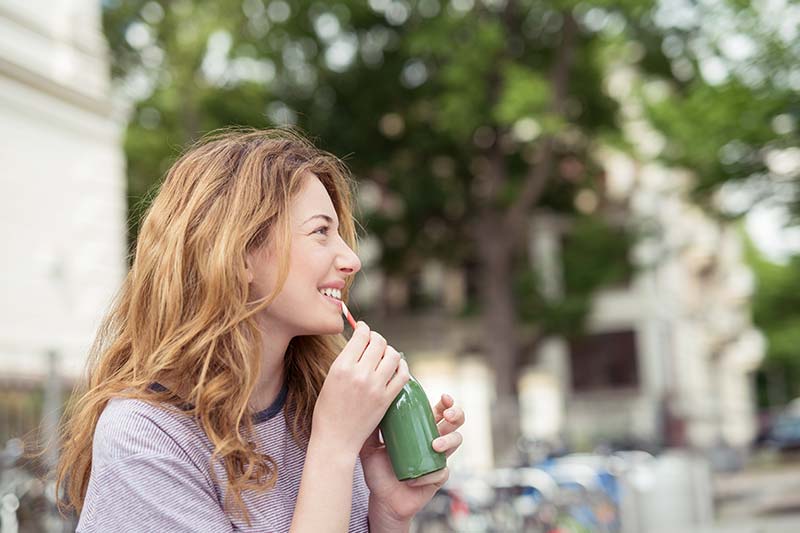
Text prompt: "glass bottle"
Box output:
[[379, 355, 447, 480]]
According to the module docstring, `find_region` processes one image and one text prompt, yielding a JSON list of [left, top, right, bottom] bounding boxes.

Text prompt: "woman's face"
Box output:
[[246, 173, 361, 338]]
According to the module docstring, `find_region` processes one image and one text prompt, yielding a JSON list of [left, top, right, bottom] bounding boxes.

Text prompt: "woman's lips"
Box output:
[[321, 293, 342, 307]]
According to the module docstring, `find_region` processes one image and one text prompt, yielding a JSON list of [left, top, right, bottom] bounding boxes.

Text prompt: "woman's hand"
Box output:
[[312, 322, 410, 457], [360, 393, 465, 525]]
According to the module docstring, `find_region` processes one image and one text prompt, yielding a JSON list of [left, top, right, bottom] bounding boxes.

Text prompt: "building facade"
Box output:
[[0, 0, 126, 418], [526, 158, 764, 455]]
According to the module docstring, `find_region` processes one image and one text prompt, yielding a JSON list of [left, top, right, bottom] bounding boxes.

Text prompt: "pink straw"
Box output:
[[341, 301, 358, 330]]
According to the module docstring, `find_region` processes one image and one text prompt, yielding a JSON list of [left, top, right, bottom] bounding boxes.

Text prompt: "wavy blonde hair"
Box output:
[[56, 127, 359, 525]]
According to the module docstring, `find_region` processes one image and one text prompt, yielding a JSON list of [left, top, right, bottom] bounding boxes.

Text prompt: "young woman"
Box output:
[[56, 128, 465, 532]]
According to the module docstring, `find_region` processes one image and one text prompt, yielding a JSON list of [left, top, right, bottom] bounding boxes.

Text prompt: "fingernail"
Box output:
[[444, 408, 455, 418], [433, 438, 443, 450]]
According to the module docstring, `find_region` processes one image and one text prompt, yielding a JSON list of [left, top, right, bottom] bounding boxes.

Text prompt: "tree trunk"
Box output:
[[474, 210, 522, 466], [472, 7, 579, 467]]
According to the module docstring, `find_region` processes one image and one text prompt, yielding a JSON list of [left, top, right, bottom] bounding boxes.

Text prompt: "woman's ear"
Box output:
[[244, 252, 255, 284]]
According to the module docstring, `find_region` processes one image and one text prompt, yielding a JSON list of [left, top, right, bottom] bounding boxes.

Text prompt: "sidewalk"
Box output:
[[703, 459, 800, 533], [644, 458, 800, 533], [715, 463, 800, 516], [676, 515, 800, 533]]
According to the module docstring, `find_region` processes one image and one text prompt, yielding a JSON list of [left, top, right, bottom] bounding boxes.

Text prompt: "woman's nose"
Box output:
[[336, 241, 362, 275]]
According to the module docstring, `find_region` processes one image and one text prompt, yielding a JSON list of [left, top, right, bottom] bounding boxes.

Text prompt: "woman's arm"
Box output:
[[289, 323, 408, 532], [289, 432, 359, 533]]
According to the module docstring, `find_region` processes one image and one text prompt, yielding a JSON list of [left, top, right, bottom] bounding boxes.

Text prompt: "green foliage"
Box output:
[[646, 80, 792, 198], [406, 16, 507, 142], [102, 0, 795, 349], [746, 239, 800, 366], [516, 216, 634, 337], [562, 216, 634, 292], [493, 64, 551, 126], [627, 0, 800, 213], [744, 234, 800, 405]]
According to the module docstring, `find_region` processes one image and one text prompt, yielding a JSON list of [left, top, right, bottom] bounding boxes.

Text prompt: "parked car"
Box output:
[[759, 399, 800, 451]]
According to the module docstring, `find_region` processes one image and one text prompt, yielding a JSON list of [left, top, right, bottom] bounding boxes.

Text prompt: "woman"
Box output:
[[56, 128, 465, 532]]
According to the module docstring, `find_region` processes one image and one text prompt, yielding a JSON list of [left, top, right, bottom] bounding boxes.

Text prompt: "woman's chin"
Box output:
[[303, 318, 344, 336], [326, 320, 345, 335]]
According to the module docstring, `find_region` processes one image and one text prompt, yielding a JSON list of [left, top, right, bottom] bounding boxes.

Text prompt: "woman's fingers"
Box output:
[[432, 394, 455, 422], [432, 431, 463, 457], [357, 330, 387, 369], [375, 345, 402, 382], [432, 396, 466, 456], [405, 467, 450, 488], [433, 395, 465, 436], [437, 407, 465, 435], [338, 321, 371, 365], [386, 358, 410, 396]]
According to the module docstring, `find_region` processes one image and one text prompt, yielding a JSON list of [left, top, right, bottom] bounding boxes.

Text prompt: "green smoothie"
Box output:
[[379, 362, 447, 481]]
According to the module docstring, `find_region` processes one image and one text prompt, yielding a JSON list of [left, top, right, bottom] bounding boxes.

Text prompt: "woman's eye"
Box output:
[[313, 226, 330, 236]]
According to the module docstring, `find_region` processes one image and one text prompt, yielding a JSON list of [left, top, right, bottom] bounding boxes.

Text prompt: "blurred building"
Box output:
[[0, 0, 126, 439], [534, 62, 767, 457], [526, 158, 765, 456]]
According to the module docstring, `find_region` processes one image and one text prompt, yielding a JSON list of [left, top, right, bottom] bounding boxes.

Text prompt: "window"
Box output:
[[568, 329, 639, 391]]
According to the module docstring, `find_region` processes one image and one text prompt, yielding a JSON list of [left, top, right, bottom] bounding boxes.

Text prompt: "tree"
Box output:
[[633, 0, 800, 217], [103, 0, 796, 463], [626, 0, 800, 411], [744, 237, 800, 407]]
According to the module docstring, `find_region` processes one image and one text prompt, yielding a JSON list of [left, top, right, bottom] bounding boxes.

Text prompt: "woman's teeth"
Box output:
[[319, 288, 342, 300]]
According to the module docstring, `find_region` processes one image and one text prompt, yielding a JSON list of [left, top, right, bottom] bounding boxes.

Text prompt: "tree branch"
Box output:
[[505, 11, 579, 239]]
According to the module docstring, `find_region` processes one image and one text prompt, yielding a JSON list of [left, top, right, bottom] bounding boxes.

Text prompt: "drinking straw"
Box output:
[[341, 301, 358, 330]]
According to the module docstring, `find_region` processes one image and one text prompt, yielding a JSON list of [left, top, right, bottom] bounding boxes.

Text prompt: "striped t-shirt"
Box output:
[[76, 383, 371, 532]]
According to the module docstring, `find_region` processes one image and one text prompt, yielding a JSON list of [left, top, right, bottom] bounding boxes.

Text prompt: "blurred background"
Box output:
[[1, 0, 799, 531]]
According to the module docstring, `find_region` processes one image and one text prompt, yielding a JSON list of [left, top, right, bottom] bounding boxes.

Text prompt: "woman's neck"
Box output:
[[248, 327, 291, 412]]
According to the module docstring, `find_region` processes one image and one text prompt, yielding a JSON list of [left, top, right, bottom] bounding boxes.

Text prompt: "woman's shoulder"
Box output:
[[93, 395, 210, 466]]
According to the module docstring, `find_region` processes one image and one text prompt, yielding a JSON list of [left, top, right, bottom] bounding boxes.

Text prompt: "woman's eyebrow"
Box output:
[[302, 214, 335, 225]]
